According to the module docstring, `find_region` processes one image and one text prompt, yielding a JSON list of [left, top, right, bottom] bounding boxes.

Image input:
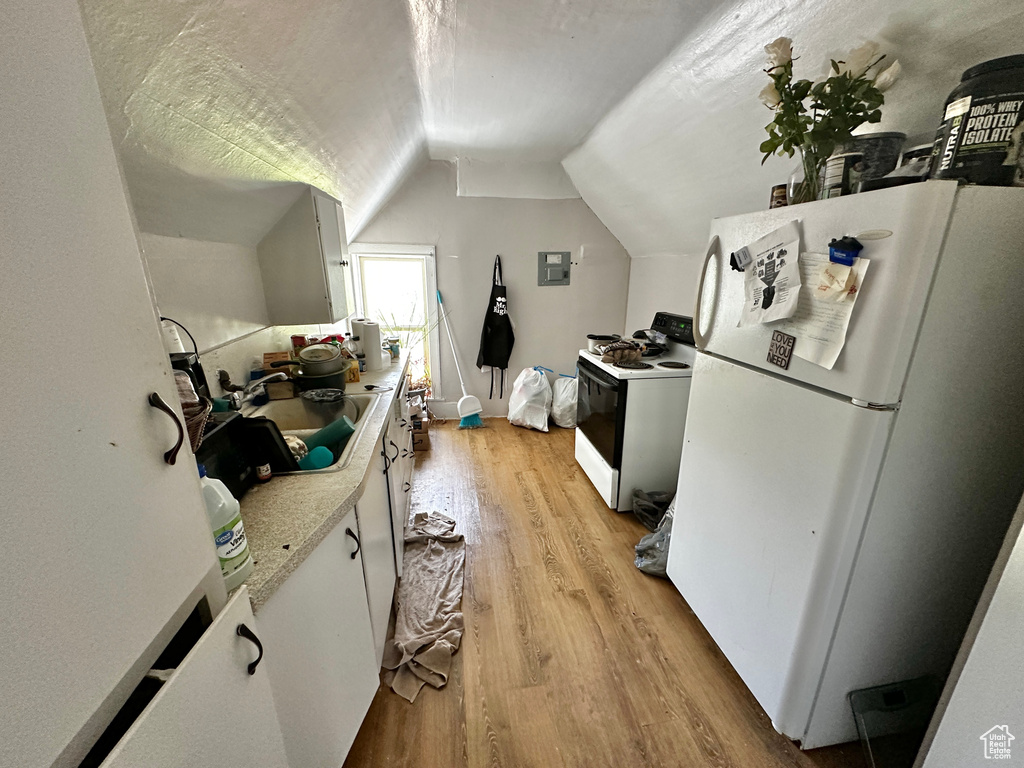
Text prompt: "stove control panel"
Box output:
[[651, 312, 695, 346]]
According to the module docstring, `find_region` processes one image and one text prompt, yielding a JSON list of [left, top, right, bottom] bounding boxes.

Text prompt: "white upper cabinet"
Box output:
[[258, 187, 355, 324]]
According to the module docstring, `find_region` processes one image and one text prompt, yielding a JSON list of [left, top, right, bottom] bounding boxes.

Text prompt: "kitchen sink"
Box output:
[[245, 392, 379, 473]]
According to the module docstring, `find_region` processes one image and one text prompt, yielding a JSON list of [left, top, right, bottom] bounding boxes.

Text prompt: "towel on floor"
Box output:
[[383, 512, 466, 702]]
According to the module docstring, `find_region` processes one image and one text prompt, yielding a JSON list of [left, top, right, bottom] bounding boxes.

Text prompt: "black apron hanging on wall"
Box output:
[[476, 255, 515, 399]]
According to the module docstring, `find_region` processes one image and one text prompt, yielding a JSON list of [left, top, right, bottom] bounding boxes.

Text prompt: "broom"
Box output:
[[436, 290, 484, 429]]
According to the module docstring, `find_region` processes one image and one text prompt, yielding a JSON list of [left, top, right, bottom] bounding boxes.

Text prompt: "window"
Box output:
[[349, 244, 439, 396]]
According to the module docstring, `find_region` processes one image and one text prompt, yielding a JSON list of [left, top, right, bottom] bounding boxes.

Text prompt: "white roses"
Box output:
[[759, 82, 782, 108], [764, 37, 793, 70], [839, 41, 880, 77], [873, 60, 902, 92]]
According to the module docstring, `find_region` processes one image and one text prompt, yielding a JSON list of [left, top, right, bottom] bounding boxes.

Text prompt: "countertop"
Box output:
[[237, 354, 409, 611]]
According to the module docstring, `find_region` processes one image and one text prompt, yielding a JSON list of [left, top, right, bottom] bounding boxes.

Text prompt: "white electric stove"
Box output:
[[574, 312, 696, 511]]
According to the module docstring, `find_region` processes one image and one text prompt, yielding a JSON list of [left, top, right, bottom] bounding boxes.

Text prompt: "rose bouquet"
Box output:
[[759, 38, 901, 203]]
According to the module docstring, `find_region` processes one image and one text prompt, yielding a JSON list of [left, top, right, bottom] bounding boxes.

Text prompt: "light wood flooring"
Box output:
[[345, 419, 870, 768]]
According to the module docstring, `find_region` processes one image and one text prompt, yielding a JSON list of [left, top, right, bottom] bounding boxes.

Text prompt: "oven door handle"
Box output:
[[576, 357, 619, 391]]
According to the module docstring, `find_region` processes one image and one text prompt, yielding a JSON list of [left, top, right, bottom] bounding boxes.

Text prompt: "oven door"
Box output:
[[576, 356, 626, 469]]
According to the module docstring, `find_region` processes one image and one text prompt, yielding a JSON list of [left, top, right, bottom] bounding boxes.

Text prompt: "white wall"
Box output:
[[624, 253, 707, 334], [457, 159, 580, 199], [141, 233, 270, 352], [565, 0, 1024, 309], [356, 160, 630, 416], [919, 494, 1024, 767]]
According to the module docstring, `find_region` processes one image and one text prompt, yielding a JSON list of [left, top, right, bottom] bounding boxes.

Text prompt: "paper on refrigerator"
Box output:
[[772, 252, 869, 370], [738, 221, 802, 326]]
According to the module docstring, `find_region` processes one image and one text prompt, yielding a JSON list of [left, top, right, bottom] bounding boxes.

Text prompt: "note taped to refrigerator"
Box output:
[[738, 221, 802, 327], [771, 252, 869, 370]]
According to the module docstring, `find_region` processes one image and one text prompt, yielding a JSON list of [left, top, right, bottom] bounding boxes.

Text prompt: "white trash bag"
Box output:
[[551, 375, 577, 429], [507, 367, 552, 432]]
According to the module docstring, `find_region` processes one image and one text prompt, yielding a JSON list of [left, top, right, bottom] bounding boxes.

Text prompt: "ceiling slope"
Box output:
[[563, 0, 1024, 260], [81, 0, 722, 237], [413, 0, 720, 164], [81, 0, 426, 245]]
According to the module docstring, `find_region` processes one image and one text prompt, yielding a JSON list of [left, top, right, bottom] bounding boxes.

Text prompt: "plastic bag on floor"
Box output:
[[550, 374, 577, 429], [632, 489, 673, 531], [507, 367, 552, 432], [635, 499, 675, 578]]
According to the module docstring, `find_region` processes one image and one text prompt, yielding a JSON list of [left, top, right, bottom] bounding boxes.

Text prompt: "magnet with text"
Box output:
[[768, 330, 796, 370]]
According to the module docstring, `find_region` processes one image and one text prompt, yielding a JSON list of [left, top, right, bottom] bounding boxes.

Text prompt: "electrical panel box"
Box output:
[[538, 251, 571, 286]]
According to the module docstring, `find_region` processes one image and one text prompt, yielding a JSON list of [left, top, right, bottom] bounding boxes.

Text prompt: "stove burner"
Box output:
[[614, 361, 654, 370], [657, 361, 691, 369]]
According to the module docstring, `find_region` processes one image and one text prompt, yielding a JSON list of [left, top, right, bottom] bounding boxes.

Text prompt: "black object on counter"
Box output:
[[234, 416, 301, 474], [290, 367, 349, 393], [195, 412, 255, 500], [932, 55, 1024, 186], [170, 352, 210, 400]]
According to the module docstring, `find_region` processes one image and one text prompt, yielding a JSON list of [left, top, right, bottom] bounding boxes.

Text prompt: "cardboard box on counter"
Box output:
[[263, 351, 292, 371], [412, 433, 431, 452]]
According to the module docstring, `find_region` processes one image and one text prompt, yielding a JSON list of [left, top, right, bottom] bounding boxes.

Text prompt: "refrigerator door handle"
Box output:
[[692, 235, 720, 352], [850, 398, 899, 411]]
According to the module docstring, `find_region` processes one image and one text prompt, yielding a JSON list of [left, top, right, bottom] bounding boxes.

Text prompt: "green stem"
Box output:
[[792, 148, 823, 204]]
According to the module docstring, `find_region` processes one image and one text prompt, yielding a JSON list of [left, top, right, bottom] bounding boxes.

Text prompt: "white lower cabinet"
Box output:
[[386, 379, 415, 576], [256, 511, 379, 768], [100, 588, 288, 768], [386, 422, 414, 565], [355, 444, 398, 667]]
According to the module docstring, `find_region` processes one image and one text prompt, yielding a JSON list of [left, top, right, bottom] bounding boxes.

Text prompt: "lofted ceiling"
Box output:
[[564, 0, 1024, 263], [80, 0, 715, 246]]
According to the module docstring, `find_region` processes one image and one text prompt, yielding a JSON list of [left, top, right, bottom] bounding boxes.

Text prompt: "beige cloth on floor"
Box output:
[[382, 512, 466, 702]]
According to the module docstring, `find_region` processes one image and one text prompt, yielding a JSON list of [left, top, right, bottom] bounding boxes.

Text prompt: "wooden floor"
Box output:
[[345, 419, 869, 768]]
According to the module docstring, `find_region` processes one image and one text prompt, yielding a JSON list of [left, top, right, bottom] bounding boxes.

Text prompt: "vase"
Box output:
[[787, 149, 824, 205]]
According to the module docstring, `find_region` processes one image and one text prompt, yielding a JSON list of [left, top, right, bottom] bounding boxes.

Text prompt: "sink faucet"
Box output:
[[227, 372, 289, 410]]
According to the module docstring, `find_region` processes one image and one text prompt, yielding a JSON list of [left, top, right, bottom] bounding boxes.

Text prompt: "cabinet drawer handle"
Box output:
[[389, 440, 400, 461], [346, 527, 361, 559], [148, 392, 185, 465], [403, 481, 411, 493], [236, 623, 264, 675], [399, 418, 407, 427], [381, 447, 391, 473]]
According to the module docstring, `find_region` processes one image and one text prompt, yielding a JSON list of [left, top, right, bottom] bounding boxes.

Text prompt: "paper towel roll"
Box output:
[[352, 318, 385, 371]]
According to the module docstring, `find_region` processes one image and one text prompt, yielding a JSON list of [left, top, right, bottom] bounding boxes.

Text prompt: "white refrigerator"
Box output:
[[666, 181, 1024, 748]]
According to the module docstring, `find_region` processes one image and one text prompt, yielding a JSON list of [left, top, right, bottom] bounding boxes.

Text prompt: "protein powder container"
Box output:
[[931, 55, 1024, 186]]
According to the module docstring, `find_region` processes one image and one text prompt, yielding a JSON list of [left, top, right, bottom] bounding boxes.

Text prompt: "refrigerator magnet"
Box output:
[[768, 330, 796, 370]]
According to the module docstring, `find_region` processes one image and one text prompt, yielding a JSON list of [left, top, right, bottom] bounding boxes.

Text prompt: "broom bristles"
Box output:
[[458, 413, 485, 429]]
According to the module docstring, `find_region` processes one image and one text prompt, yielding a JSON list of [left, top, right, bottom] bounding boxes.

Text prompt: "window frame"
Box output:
[[348, 243, 441, 396]]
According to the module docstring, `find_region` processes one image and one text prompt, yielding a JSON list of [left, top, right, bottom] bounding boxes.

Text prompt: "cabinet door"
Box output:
[[355, 440, 397, 667], [2, 4, 223, 765], [100, 589, 288, 768], [313, 192, 353, 322], [384, 423, 408, 578], [257, 511, 379, 768]]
